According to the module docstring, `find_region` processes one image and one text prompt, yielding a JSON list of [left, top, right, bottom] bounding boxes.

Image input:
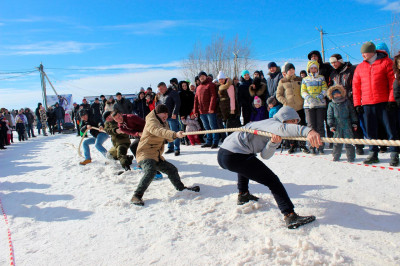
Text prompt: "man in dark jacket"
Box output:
[[91, 98, 102, 125], [72, 102, 81, 136], [266, 62, 283, 98], [24, 108, 36, 137], [54, 102, 65, 133], [193, 71, 220, 148], [158, 81, 182, 155], [114, 92, 133, 114], [328, 54, 364, 155], [79, 109, 108, 165], [308, 50, 333, 84], [35, 103, 43, 135], [100, 95, 107, 114]]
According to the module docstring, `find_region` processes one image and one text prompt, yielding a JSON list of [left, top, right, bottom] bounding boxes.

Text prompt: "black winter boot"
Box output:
[[130, 194, 144, 206], [363, 152, 379, 164], [310, 147, 317, 155], [356, 145, 364, 155], [288, 145, 296, 154], [284, 212, 316, 229], [390, 152, 399, 167], [237, 192, 259, 205]]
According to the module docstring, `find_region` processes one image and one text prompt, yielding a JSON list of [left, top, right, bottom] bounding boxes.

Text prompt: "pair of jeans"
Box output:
[[200, 113, 220, 145], [362, 103, 399, 152], [26, 123, 34, 137], [217, 148, 294, 215], [82, 132, 109, 160], [167, 118, 180, 151], [57, 119, 64, 132]]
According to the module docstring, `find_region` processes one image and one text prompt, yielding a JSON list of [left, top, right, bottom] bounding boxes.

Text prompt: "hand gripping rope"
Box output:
[[78, 126, 400, 157]]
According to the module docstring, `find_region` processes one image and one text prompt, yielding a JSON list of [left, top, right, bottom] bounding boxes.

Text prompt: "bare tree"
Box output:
[[181, 34, 254, 81]]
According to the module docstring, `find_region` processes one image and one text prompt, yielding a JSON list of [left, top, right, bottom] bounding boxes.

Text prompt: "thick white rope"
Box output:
[[183, 127, 400, 147]]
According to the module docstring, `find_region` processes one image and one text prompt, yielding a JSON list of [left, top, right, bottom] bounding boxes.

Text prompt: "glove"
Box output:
[[330, 127, 336, 132], [355, 106, 364, 115], [386, 102, 398, 112], [317, 94, 325, 102], [305, 95, 312, 104]]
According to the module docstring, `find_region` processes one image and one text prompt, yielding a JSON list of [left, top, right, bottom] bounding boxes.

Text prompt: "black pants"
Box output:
[[363, 103, 399, 153], [217, 148, 294, 215], [129, 138, 140, 158]]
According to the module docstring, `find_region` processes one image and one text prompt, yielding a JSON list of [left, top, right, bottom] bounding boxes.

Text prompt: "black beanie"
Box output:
[[102, 111, 112, 121], [198, 71, 207, 77], [155, 104, 169, 114], [284, 63, 295, 73]]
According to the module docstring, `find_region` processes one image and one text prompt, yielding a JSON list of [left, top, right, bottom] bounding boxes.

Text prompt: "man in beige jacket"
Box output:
[[131, 104, 200, 206]]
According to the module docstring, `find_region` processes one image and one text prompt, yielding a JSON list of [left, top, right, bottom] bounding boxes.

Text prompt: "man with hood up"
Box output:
[[217, 106, 321, 229]]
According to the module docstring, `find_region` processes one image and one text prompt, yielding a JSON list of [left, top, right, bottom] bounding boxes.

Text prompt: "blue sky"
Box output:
[[1, 0, 399, 110]]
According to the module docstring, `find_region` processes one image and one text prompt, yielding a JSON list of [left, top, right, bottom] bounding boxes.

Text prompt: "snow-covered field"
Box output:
[[1, 133, 400, 265]]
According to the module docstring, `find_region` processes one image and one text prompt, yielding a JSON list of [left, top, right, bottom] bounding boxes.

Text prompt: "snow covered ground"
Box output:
[[1, 133, 400, 265]]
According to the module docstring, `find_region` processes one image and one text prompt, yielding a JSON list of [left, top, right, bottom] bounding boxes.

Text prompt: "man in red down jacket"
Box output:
[[193, 71, 220, 148], [352, 41, 399, 166]]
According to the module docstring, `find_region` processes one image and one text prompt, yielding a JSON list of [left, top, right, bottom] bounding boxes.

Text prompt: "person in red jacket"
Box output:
[[352, 41, 399, 166], [193, 71, 220, 148], [111, 110, 145, 158]]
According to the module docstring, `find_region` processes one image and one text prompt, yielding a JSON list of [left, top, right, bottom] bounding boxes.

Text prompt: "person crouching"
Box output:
[[131, 104, 200, 206]]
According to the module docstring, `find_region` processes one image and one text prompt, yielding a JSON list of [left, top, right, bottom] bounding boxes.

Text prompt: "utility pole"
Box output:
[[315, 27, 327, 62], [233, 50, 239, 78], [37, 63, 48, 110]]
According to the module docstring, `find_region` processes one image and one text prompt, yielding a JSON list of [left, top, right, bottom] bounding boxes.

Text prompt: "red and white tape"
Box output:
[[0, 197, 15, 265], [275, 152, 400, 172]]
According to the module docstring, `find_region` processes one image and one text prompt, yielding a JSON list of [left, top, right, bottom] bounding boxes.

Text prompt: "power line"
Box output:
[[328, 22, 398, 37], [0, 70, 37, 80], [325, 36, 360, 63]]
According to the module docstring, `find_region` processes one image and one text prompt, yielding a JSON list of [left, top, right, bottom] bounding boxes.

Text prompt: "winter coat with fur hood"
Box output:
[[276, 75, 304, 111]]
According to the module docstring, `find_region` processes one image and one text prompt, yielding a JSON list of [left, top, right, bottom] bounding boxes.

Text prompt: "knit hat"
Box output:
[[155, 104, 169, 114], [329, 54, 344, 64], [253, 96, 262, 106], [102, 111, 112, 121], [254, 70, 261, 76], [79, 109, 89, 117], [198, 71, 207, 77], [217, 71, 226, 80], [241, 69, 250, 78], [268, 62, 277, 69], [307, 60, 320, 72], [361, 42, 376, 54], [267, 96, 277, 106], [284, 63, 295, 73], [116, 92, 122, 96]]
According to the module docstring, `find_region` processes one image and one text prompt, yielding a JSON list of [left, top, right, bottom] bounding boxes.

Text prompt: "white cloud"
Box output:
[[103, 19, 223, 35], [382, 1, 400, 12], [356, 0, 400, 12], [2, 41, 106, 55]]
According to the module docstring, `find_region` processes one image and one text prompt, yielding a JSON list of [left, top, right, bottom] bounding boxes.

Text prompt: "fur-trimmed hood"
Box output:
[[218, 78, 233, 91], [279, 75, 302, 83], [327, 84, 346, 100]]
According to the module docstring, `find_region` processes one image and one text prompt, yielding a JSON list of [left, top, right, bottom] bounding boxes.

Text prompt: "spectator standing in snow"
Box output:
[[237, 70, 253, 125], [250, 96, 268, 122], [301, 60, 327, 155], [327, 85, 358, 162], [114, 92, 134, 114], [54, 102, 65, 133], [266, 62, 283, 98], [24, 108, 36, 138], [352, 41, 399, 166], [157, 81, 182, 155], [193, 71, 220, 148]]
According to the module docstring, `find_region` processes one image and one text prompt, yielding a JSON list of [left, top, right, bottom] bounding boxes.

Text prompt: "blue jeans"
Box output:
[[83, 132, 109, 160], [200, 113, 220, 145], [167, 118, 180, 151], [57, 119, 64, 132]]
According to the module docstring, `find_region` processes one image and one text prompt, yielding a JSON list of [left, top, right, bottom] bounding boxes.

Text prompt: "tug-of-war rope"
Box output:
[[78, 126, 400, 158]]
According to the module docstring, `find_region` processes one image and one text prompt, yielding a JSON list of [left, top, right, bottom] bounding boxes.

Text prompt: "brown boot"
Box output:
[[79, 159, 92, 165]]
